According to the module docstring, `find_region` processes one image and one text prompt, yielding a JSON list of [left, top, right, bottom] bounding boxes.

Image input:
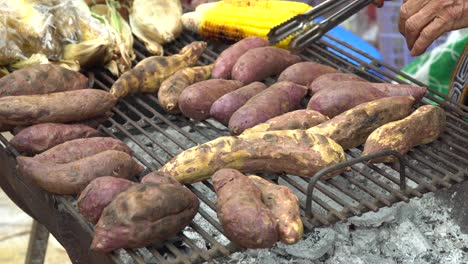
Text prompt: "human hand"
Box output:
[[399, 0, 468, 56], [373, 0, 385, 7]]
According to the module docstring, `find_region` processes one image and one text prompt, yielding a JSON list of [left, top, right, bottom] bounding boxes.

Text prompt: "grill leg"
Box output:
[[25, 221, 50, 264]]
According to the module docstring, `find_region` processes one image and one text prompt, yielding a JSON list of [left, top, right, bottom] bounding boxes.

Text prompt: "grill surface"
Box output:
[[1, 31, 467, 264]]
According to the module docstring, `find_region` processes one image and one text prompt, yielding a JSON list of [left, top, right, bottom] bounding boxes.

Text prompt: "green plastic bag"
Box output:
[[401, 29, 468, 105]]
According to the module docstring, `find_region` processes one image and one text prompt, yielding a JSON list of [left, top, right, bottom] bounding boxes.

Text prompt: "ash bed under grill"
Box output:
[[0, 31, 467, 264]]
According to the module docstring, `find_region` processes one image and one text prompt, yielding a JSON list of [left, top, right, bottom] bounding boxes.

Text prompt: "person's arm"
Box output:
[[399, 0, 468, 56]]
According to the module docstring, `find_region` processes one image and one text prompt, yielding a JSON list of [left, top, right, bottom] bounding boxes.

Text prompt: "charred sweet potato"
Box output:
[[248, 175, 303, 245], [277, 62, 338, 86], [0, 64, 88, 97], [307, 82, 388, 118], [77, 177, 135, 224], [33, 137, 133, 164], [210, 82, 267, 125], [158, 130, 346, 184], [178, 79, 244, 120], [213, 169, 278, 249], [91, 183, 200, 253], [10, 123, 101, 154], [231, 47, 302, 84], [309, 73, 367, 94], [141, 171, 181, 186], [158, 64, 213, 114], [17, 150, 144, 195], [212, 36, 269, 79], [362, 105, 446, 163], [228, 81, 308, 135], [0, 89, 117, 126], [307, 96, 416, 151], [242, 109, 328, 134]]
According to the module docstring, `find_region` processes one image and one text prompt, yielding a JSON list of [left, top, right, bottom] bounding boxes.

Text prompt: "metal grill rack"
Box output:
[[0, 31, 467, 264]]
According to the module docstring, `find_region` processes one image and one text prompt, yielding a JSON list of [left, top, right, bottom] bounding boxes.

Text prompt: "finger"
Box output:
[[373, 0, 384, 8], [403, 0, 440, 50], [398, 0, 431, 36], [410, 17, 447, 56]]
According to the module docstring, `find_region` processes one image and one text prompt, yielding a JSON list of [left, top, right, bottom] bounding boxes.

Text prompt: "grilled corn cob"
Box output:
[[182, 0, 312, 48]]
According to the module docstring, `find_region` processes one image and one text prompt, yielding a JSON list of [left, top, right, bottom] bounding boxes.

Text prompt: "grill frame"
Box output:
[[0, 31, 466, 264]]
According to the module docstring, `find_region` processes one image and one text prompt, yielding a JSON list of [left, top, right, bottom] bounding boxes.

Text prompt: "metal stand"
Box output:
[[25, 221, 50, 264]]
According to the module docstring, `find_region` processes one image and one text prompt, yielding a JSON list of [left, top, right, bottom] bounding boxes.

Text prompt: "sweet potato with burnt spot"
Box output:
[[277, 62, 338, 86], [232, 47, 302, 84], [141, 171, 181, 185], [158, 64, 213, 114], [0, 64, 88, 97], [307, 82, 388, 118], [242, 109, 328, 134], [10, 123, 101, 154], [178, 79, 244, 120], [309, 73, 367, 94], [248, 175, 303, 245], [210, 82, 267, 125], [17, 150, 144, 195], [33, 137, 133, 164], [0, 89, 117, 126], [228, 81, 308, 135], [307, 96, 416, 151], [213, 169, 278, 249], [77, 177, 135, 224], [158, 130, 346, 184], [212, 36, 269, 79], [362, 105, 446, 163], [91, 182, 199, 253]]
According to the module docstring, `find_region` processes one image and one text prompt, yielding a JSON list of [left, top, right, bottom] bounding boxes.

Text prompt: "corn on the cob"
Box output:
[[182, 0, 312, 48]]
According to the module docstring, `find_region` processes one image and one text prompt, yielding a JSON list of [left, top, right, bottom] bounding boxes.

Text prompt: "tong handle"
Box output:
[[288, 0, 374, 50]]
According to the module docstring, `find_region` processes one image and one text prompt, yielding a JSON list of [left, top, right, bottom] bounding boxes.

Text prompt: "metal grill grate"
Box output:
[[1, 31, 467, 264]]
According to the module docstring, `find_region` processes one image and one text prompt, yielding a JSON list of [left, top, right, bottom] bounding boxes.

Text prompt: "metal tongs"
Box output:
[[268, 0, 375, 51]]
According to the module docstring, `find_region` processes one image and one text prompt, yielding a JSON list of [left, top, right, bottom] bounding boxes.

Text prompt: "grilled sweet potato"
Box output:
[[307, 82, 388, 117], [10, 123, 101, 154], [277, 62, 338, 86], [213, 169, 278, 249], [17, 150, 144, 195], [228, 81, 308, 135], [141, 171, 181, 185], [158, 64, 213, 114], [110, 41, 207, 98], [307, 96, 416, 151], [242, 109, 328, 134], [77, 177, 135, 224], [212, 36, 269, 79], [178, 79, 244, 120], [158, 130, 346, 184], [0, 89, 117, 126], [91, 182, 200, 253], [309, 73, 367, 94], [248, 175, 303, 245], [0, 64, 88, 97], [371, 83, 427, 102], [33, 137, 133, 164], [232, 47, 302, 84], [210, 82, 267, 125], [362, 105, 446, 163]]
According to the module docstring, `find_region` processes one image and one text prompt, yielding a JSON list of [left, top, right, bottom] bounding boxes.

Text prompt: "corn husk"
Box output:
[[0, 67, 9, 78], [9, 53, 49, 70], [63, 38, 112, 68]]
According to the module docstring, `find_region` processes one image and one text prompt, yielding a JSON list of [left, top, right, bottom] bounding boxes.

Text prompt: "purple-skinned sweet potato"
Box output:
[[91, 182, 199, 253], [213, 169, 278, 249], [0, 64, 88, 97], [277, 62, 338, 86], [10, 123, 101, 154], [17, 150, 144, 195], [232, 47, 302, 84], [178, 79, 244, 120], [210, 82, 267, 125], [77, 177, 135, 224], [33, 137, 133, 164], [141, 171, 181, 186], [228, 81, 308, 135], [309, 73, 367, 94], [212, 37, 269, 79], [371, 83, 427, 102]]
